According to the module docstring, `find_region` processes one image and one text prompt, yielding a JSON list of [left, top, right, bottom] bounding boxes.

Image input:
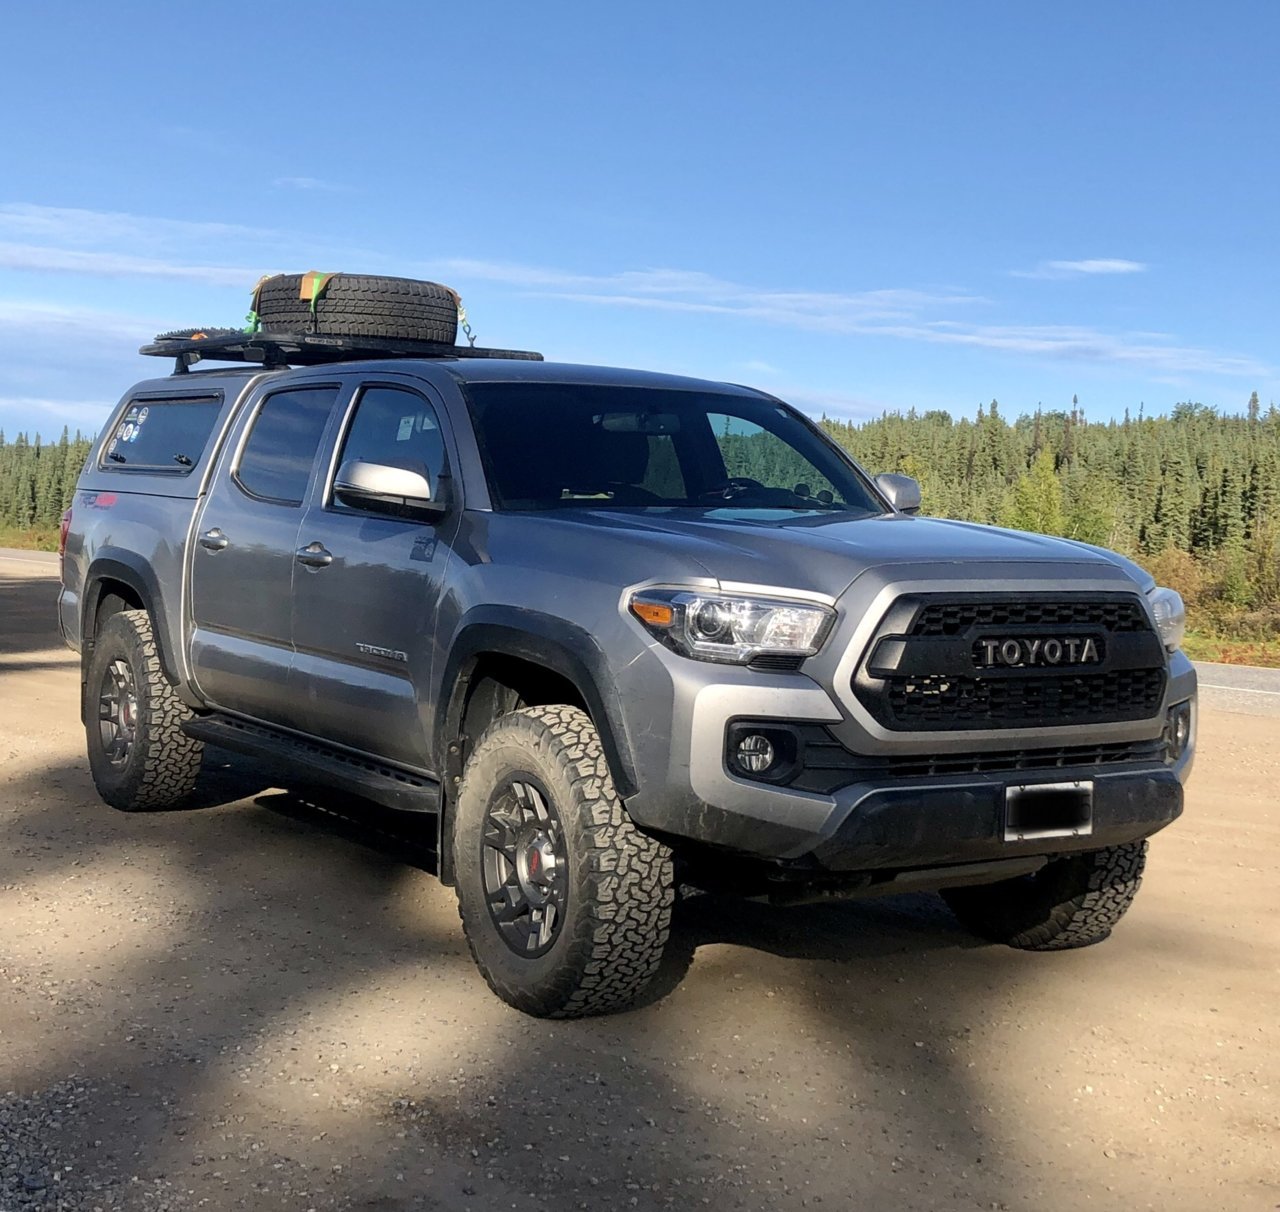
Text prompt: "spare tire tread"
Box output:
[[255, 273, 458, 344]]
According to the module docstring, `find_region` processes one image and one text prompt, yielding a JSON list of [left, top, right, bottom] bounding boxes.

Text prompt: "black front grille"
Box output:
[[855, 593, 1166, 731], [883, 668, 1165, 727], [911, 598, 1149, 636]]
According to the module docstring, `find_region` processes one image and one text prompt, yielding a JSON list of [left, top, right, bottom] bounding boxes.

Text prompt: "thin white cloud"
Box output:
[[0, 394, 109, 427], [0, 205, 1265, 389], [0, 243, 259, 288], [0, 298, 170, 340], [439, 256, 1268, 380], [886, 321, 1266, 378], [0, 202, 277, 249], [1012, 258, 1148, 280], [434, 257, 982, 325]]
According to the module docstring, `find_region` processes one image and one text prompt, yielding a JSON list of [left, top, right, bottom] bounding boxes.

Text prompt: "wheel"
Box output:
[[941, 841, 1147, 950], [453, 705, 675, 1018], [254, 273, 459, 344], [85, 610, 204, 811]]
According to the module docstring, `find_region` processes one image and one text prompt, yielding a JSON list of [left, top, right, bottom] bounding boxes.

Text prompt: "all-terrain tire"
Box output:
[[941, 841, 1148, 950], [85, 609, 204, 811], [453, 706, 675, 1018], [255, 273, 458, 344]]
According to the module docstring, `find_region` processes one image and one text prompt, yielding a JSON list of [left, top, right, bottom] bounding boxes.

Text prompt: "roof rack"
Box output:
[[140, 330, 544, 374]]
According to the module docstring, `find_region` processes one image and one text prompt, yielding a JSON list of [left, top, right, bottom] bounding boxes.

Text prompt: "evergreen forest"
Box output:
[[820, 395, 1279, 648], [0, 427, 94, 542], [1, 396, 1277, 650]]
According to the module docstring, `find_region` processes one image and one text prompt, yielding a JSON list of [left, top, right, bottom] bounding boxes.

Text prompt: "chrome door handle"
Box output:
[[295, 542, 333, 568], [199, 528, 229, 551]]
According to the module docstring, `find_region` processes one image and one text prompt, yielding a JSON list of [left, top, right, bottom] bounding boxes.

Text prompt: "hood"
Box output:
[[523, 508, 1142, 599]]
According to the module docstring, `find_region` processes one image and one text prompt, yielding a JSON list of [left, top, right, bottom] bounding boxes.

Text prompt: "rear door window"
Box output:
[[235, 386, 339, 505], [101, 395, 223, 473]]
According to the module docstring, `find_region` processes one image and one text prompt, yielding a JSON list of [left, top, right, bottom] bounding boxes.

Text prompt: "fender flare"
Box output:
[[82, 551, 181, 687], [435, 608, 638, 799]]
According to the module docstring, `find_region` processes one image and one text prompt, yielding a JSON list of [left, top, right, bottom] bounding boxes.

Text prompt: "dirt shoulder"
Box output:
[[1, 560, 1276, 1211]]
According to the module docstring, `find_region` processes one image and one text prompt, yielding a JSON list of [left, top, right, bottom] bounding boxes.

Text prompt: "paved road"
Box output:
[[1193, 660, 1280, 717], [0, 548, 58, 567], [2, 556, 1278, 1212]]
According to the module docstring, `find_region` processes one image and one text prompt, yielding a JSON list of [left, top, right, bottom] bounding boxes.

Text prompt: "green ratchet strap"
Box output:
[[299, 271, 337, 315], [244, 271, 340, 333], [244, 273, 272, 333]]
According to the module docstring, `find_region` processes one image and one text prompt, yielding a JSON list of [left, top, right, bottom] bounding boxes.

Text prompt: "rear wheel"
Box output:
[[85, 610, 204, 811], [453, 706, 674, 1017], [942, 841, 1147, 950]]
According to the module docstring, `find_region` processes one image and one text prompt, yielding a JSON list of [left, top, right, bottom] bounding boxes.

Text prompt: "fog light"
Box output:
[[1164, 701, 1193, 761], [735, 733, 776, 775]]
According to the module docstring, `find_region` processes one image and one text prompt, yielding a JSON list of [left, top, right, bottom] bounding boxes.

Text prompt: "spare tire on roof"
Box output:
[[254, 273, 459, 345]]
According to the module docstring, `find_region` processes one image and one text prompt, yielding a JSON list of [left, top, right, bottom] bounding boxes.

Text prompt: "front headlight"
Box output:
[[1148, 586, 1186, 651], [628, 589, 835, 664]]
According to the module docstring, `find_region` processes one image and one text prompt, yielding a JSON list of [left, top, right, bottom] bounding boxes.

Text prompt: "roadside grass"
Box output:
[[0, 525, 60, 552], [1181, 630, 1280, 669]]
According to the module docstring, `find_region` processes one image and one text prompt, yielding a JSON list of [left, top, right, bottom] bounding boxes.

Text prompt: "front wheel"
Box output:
[[942, 841, 1148, 950], [85, 609, 204, 811], [453, 706, 674, 1017]]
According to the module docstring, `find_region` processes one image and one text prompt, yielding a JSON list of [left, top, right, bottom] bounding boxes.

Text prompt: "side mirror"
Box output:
[[875, 472, 922, 515], [334, 459, 447, 520]]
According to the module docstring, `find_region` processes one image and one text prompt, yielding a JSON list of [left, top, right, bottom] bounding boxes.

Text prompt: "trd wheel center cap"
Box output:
[[515, 829, 558, 904]]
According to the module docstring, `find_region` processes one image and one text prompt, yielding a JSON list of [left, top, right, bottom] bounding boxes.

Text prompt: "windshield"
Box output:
[[464, 383, 885, 515]]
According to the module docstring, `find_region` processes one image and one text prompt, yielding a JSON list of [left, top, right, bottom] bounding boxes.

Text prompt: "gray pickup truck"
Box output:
[[59, 315, 1195, 1018]]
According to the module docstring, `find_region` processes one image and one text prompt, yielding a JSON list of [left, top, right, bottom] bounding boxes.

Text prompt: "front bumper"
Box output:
[[809, 763, 1182, 872], [619, 648, 1195, 868]]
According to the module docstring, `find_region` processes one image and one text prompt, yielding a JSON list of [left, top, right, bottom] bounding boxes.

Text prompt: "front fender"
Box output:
[[435, 607, 638, 798]]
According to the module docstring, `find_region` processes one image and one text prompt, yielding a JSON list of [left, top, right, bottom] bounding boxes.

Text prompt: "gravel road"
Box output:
[[1, 558, 1277, 1211]]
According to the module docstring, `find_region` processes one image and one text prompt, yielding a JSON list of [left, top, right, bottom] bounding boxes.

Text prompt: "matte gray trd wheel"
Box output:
[[454, 706, 675, 1018], [942, 841, 1148, 951], [85, 609, 204, 811], [254, 273, 459, 344]]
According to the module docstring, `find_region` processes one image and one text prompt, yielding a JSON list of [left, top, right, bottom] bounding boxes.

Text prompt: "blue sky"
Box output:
[[1, 1, 1277, 438]]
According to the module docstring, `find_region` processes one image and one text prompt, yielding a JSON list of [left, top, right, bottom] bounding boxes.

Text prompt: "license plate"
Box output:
[[1004, 781, 1094, 842]]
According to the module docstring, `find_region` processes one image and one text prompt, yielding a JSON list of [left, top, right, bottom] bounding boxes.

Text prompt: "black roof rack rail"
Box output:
[[140, 330, 544, 374]]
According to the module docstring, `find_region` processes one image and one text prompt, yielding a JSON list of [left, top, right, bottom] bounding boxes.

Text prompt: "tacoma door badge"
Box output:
[[356, 642, 409, 663]]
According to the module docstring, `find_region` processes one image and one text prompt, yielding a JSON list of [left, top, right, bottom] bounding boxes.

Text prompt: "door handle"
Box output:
[[199, 528, 229, 551], [295, 542, 333, 569]]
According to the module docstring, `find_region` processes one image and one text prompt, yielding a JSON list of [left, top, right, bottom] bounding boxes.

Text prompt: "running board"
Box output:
[[182, 714, 440, 814]]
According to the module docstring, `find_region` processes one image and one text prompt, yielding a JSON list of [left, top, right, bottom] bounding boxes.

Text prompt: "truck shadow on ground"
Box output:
[[0, 748, 1037, 1212], [0, 571, 63, 655]]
